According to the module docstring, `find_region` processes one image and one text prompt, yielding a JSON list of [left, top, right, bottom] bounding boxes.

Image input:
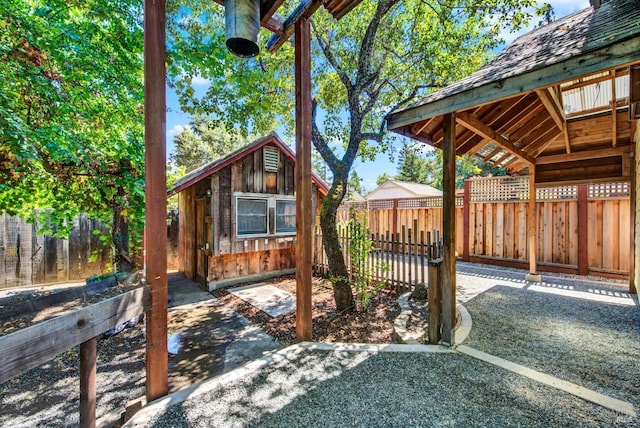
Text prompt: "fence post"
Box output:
[[392, 199, 398, 253], [428, 259, 442, 344], [463, 180, 470, 262], [577, 185, 589, 276], [80, 337, 97, 428]]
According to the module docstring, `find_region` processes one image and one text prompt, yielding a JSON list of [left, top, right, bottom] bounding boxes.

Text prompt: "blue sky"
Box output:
[[166, 0, 591, 192]]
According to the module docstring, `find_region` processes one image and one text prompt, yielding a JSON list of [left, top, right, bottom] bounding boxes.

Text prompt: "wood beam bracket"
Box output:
[[456, 111, 535, 165]]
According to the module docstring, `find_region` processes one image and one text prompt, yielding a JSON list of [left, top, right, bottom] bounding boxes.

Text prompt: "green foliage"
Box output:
[[376, 172, 394, 186], [170, 116, 249, 172], [346, 210, 389, 311], [166, 0, 545, 309], [424, 150, 506, 189], [0, 0, 145, 270], [346, 170, 365, 200], [396, 142, 430, 184]]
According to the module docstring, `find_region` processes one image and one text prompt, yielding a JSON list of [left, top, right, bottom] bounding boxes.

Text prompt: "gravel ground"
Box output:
[[0, 325, 146, 427], [463, 282, 640, 415], [143, 348, 633, 427], [133, 263, 640, 427]]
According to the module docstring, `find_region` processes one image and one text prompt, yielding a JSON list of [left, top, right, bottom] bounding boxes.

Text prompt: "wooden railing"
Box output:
[[0, 287, 150, 427]]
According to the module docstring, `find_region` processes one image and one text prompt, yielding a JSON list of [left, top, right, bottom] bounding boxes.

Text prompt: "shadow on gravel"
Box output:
[[464, 285, 640, 408], [145, 350, 630, 427]]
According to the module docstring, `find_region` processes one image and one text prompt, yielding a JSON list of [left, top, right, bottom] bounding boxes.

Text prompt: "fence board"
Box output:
[[0, 214, 111, 289], [336, 179, 630, 278]]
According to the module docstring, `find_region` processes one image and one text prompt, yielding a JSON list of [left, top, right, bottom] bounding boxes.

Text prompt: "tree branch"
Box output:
[[311, 99, 340, 173]]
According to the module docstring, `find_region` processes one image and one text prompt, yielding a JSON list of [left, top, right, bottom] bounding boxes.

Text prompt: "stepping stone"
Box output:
[[228, 283, 296, 317]]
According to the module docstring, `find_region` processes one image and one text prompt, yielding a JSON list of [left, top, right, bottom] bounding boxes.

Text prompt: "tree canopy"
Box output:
[[0, 0, 145, 271], [170, 116, 248, 172], [167, 0, 547, 310]]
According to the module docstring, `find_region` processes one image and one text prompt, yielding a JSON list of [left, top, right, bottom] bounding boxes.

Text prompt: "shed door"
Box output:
[[195, 199, 209, 287]]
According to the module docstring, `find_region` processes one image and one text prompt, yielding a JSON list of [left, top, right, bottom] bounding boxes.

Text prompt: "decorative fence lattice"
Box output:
[[334, 176, 632, 276], [588, 182, 630, 198], [536, 185, 578, 201], [469, 176, 529, 202]]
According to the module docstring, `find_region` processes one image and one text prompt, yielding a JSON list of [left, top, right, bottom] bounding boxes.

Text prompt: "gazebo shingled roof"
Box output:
[[387, 0, 640, 186]]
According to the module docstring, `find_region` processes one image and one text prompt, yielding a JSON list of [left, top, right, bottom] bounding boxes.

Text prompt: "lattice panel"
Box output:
[[588, 182, 630, 198], [398, 197, 442, 209], [367, 200, 393, 210], [536, 186, 577, 200], [469, 176, 529, 202]]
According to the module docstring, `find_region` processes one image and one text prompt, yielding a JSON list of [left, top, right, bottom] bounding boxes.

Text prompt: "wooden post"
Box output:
[[144, 0, 168, 400], [577, 185, 589, 276], [427, 259, 442, 344], [441, 112, 456, 345], [630, 154, 636, 293], [526, 168, 541, 282], [633, 122, 640, 294], [392, 199, 398, 253], [462, 179, 470, 262], [79, 338, 96, 428], [295, 17, 312, 341]]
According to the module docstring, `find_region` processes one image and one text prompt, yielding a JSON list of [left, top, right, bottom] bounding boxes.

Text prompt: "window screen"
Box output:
[[237, 198, 268, 235], [275, 200, 296, 234]]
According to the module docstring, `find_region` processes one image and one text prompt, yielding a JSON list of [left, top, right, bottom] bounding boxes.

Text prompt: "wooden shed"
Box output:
[[168, 133, 328, 289]]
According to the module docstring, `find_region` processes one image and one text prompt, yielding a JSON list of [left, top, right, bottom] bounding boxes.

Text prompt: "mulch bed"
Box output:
[[212, 275, 418, 345]]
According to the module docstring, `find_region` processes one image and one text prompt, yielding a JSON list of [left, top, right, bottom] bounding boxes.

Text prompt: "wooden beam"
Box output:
[[267, 0, 322, 52], [295, 17, 312, 341], [462, 180, 470, 262], [556, 87, 572, 153], [80, 338, 97, 428], [428, 259, 442, 344], [577, 185, 589, 276], [441, 112, 456, 345], [387, 36, 640, 131], [483, 147, 502, 163], [630, 148, 636, 293], [612, 69, 618, 147], [456, 111, 535, 165], [0, 287, 149, 384], [535, 146, 633, 165], [535, 88, 565, 132], [144, 0, 169, 401], [528, 168, 537, 276]]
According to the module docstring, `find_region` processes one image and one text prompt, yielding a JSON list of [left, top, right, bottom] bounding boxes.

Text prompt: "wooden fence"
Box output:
[[336, 177, 631, 278], [0, 212, 179, 289], [313, 222, 443, 292], [0, 214, 112, 289]]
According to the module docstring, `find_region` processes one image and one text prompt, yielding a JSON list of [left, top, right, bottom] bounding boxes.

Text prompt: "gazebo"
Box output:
[[387, 0, 640, 343]]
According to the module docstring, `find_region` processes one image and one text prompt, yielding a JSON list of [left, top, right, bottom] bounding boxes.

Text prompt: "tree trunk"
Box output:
[[320, 178, 355, 312], [112, 187, 134, 272]]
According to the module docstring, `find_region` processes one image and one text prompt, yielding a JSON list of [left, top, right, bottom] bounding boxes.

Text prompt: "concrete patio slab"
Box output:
[[228, 283, 296, 317]]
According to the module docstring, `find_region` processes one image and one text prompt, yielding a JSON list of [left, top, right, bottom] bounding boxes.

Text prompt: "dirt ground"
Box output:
[[212, 275, 427, 345]]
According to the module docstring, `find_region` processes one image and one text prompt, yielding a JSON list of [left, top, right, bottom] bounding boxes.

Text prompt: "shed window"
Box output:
[[237, 198, 268, 236], [264, 147, 279, 172], [275, 200, 296, 234]]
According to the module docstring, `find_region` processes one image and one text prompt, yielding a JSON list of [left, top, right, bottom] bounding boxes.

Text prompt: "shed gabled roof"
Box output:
[[168, 133, 329, 197], [387, 0, 640, 185]]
